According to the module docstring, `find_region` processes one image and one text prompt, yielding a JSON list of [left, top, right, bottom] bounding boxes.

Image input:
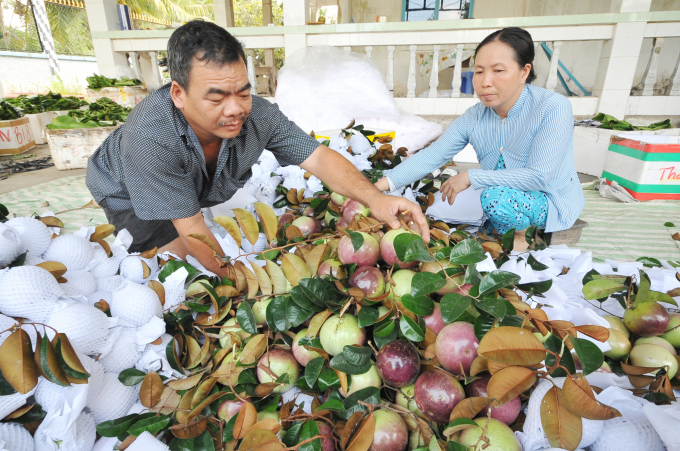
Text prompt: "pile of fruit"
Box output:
[[0, 182, 679, 451]]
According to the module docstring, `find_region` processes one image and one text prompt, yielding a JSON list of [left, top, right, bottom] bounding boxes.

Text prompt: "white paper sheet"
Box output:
[[426, 188, 485, 225]]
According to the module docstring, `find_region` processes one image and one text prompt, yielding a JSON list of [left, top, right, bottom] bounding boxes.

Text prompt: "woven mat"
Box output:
[[2, 175, 679, 263], [0, 175, 107, 235], [577, 189, 680, 262]]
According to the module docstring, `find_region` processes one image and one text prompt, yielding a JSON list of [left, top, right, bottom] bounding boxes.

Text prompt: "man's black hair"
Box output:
[[475, 27, 537, 84], [167, 20, 247, 91]]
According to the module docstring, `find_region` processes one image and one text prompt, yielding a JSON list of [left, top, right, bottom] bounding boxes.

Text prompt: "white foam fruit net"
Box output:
[[127, 431, 170, 451], [42, 234, 94, 271], [111, 281, 162, 327], [88, 246, 125, 279], [95, 275, 124, 292], [0, 387, 35, 420], [46, 303, 111, 356], [241, 232, 268, 254], [119, 255, 156, 283], [61, 270, 97, 297], [6, 217, 52, 257], [86, 291, 113, 308], [522, 379, 603, 450], [590, 395, 665, 451], [0, 313, 18, 347], [35, 377, 73, 413], [0, 422, 34, 451], [100, 327, 142, 373], [87, 372, 138, 424], [0, 266, 62, 322], [0, 223, 23, 267]]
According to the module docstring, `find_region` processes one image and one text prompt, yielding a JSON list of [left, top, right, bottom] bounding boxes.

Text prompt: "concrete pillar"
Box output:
[[214, 0, 235, 28], [386, 45, 395, 92], [451, 43, 464, 97], [139, 51, 163, 90], [545, 41, 562, 92], [407, 45, 417, 98], [429, 45, 440, 98], [84, 0, 129, 77], [592, 0, 652, 118], [641, 38, 664, 96], [338, 0, 350, 23], [262, 0, 275, 67], [283, 0, 310, 59]]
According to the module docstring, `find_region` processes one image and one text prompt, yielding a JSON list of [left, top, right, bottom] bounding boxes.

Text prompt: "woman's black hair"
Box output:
[[474, 27, 537, 84]]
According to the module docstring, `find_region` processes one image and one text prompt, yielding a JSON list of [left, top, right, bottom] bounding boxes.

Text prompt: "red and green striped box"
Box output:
[[602, 135, 680, 200]]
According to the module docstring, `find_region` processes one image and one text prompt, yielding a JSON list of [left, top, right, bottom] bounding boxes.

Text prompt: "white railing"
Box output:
[[90, 11, 680, 119]]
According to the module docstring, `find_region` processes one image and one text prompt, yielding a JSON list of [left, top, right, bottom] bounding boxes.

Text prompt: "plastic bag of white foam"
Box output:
[[275, 45, 442, 152], [0, 422, 34, 451], [127, 432, 170, 451], [0, 266, 62, 322]]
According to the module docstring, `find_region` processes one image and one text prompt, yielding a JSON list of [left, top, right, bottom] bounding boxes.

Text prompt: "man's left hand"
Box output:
[[366, 194, 430, 243]]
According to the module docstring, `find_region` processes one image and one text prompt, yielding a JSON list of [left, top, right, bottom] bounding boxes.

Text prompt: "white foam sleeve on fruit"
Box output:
[[6, 217, 51, 256], [111, 280, 163, 327], [85, 291, 113, 307], [642, 401, 680, 451], [25, 254, 45, 266], [0, 266, 63, 322], [0, 222, 23, 267], [61, 270, 97, 297], [590, 386, 664, 451], [43, 234, 93, 271], [119, 253, 159, 283], [35, 411, 96, 451], [95, 275, 124, 292], [127, 432, 170, 451], [0, 313, 18, 347], [0, 387, 36, 420], [87, 373, 139, 424], [280, 387, 314, 415], [519, 378, 603, 450], [241, 232, 268, 254], [214, 232, 241, 260], [161, 267, 188, 312], [0, 422, 35, 451], [87, 244, 126, 279], [99, 327, 142, 373], [46, 302, 116, 357], [306, 175, 324, 195]]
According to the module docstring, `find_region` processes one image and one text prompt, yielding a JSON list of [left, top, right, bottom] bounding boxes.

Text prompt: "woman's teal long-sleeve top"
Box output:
[[384, 84, 585, 233]]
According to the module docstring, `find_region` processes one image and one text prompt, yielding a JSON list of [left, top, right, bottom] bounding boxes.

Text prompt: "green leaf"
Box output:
[[569, 336, 604, 376], [283, 423, 303, 447], [170, 437, 195, 451], [297, 278, 346, 307], [0, 370, 18, 396], [648, 291, 678, 307], [411, 271, 446, 298], [127, 414, 170, 437], [544, 334, 575, 378], [286, 299, 315, 328], [118, 368, 147, 386], [517, 279, 553, 295], [440, 293, 471, 324], [527, 254, 548, 271], [266, 296, 291, 332], [221, 412, 238, 442], [96, 414, 140, 437], [187, 302, 211, 312], [347, 230, 365, 253], [479, 270, 519, 296], [317, 367, 341, 390], [316, 399, 345, 411], [7, 402, 46, 424], [339, 386, 380, 420], [329, 353, 371, 375], [581, 269, 601, 286], [449, 239, 486, 265], [394, 233, 435, 263], [342, 345, 372, 367], [298, 420, 322, 451], [637, 256, 663, 268], [582, 279, 626, 300], [194, 430, 215, 451], [445, 418, 478, 429], [357, 307, 379, 328], [238, 368, 259, 385], [636, 269, 651, 304], [464, 263, 482, 285], [401, 294, 435, 316], [373, 319, 396, 338], [166, 338, 183, 373], [236, 301, 257, 334], [664, 222, 675, 227], [158, 260, 202, 284], [400, 315, 426, 342], [475, 297, 507, 320], [447, 442, 468, 451], [374, 319, 399, 350], [305, 357, 325, 387], [290, 285, 326, 313], [474, 314, 495, 341], [502, 228, 516, 252]]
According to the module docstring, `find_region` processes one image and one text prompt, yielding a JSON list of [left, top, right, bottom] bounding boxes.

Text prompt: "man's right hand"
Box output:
[[168, 213, 231, 278]]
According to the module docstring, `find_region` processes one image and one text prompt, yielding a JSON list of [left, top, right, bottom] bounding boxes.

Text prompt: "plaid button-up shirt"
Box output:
[[86, 83, 320, 220]]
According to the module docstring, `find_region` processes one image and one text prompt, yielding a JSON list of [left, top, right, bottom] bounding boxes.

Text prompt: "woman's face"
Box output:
[[472, 40, 531, 117]]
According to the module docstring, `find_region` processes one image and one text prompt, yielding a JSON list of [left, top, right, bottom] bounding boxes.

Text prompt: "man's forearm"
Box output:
[[300, 146, 382, 206]]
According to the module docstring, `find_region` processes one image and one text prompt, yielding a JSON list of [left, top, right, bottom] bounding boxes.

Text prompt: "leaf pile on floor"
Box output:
[[5, 92, 88, 114], [46, 97, 132, 129]]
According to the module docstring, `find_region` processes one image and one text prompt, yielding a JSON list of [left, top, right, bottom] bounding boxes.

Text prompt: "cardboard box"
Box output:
[[602, 134, 680, 200], [26, 112, 55, 145], [46, 126, 118, 170], [0, 117, 36, 155]]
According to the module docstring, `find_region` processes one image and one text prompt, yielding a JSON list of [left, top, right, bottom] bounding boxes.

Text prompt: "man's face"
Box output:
[[171, 58, 252, 140]]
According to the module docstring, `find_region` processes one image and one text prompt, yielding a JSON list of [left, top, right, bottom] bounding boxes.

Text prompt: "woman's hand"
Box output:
[[440, 171, 471, 205], [374, 177, 390, 192]]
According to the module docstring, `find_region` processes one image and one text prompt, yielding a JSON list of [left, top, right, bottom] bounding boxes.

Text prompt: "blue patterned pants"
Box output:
[[481, 155, 548, 235]]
